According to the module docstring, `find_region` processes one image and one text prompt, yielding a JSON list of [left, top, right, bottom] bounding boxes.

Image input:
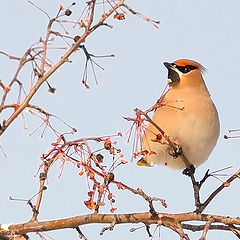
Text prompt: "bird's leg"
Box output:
[[168, 145, 182, 158], [182, 164, 196, 176], [167, 139, 194, 175]]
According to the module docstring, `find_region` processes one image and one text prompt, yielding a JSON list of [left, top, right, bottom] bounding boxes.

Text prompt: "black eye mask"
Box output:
[[175, 65, 197, 74]]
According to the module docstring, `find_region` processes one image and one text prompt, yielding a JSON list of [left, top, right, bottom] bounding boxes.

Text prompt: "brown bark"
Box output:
[[0, 212, 240, 236]]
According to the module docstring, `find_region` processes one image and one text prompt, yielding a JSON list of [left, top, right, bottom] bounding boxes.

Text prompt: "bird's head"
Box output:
[[164, 59, 206, 89]]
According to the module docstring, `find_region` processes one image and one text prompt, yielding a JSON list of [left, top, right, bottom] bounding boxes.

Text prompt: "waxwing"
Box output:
[[139, 59, 220, 171]]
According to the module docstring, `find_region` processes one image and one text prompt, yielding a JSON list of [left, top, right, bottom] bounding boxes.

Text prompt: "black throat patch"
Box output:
[[168, 68, 180, 84]]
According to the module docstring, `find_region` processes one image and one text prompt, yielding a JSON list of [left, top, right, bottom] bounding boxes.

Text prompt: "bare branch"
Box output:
[[228, 224, 240, 239], [100, 220, 116, 235], [1, 212, 240, 236], [75, 226, 88, 240], [198, 168, 240, 213], [199, 219, 213, 240], [0, 0, 126, 137]]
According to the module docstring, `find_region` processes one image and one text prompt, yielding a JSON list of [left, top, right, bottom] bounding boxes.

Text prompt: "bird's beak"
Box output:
[[163, 62, 173, 70], [163, 62, 180, 84]]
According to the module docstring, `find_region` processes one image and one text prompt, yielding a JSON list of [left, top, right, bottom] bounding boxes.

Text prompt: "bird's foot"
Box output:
[[182, 164, 195, 176], [169, 146, 182, 159]]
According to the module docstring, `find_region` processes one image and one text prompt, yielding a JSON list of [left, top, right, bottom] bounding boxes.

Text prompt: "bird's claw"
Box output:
[[169, 146, 182, 159], [182, 164, 195, 176]]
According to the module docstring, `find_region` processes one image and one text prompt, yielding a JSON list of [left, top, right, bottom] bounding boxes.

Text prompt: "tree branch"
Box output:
[[0, 0, 126, 137], [1, 212, 240, 236], [197, 168, 240, 213]]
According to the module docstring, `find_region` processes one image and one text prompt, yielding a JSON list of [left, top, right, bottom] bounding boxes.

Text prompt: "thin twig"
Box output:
[[0, 1, 126, 137], [75, 226, 88, 240], [228, 224, 240, 239], [100, 220, 116, 235], [40, 18, 55, 76], [198, 168, 240, 213], [0, 48, 32, 114], [182, 223, 240, 232], [86, 0, 96, 31], [31, 148, 61, 221], [0, 51, 21, 61], [199, 219, 213, 240]]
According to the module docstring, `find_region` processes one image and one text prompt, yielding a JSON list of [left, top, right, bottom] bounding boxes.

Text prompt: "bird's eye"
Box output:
[[175, 65, 196, 74], [183, 66, 191, 73]]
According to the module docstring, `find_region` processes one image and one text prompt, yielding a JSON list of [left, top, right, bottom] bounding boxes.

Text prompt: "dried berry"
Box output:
[[74, 35, 80, 42], [108, 193, 112, 200], [156, 134, 162, 141], [109, 148, 115, 154], [98, 186, 104, 194], [96, 154, 104, 163], [104, 142, 111, 150], [110, 207, 117, 213], [114, 13, 125, 20], [105, 172, 114, 183], [65, 9, 72, 16]]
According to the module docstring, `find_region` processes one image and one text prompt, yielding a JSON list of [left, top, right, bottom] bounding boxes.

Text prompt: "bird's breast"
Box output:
[[141, 89, 219, 169]]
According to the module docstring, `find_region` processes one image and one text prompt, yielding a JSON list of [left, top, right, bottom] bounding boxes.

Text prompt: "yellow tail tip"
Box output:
[[137, 158, 153, 167]]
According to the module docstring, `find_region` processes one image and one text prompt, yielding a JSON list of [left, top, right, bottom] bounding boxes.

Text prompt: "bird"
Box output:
[[138, 59, 220, 172]]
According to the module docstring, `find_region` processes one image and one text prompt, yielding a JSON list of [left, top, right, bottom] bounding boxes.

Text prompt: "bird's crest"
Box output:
[[173, 59, 206, 73]]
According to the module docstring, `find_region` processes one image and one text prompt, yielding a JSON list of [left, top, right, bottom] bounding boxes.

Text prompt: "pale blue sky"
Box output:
[[1, 1, 240, 239]]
